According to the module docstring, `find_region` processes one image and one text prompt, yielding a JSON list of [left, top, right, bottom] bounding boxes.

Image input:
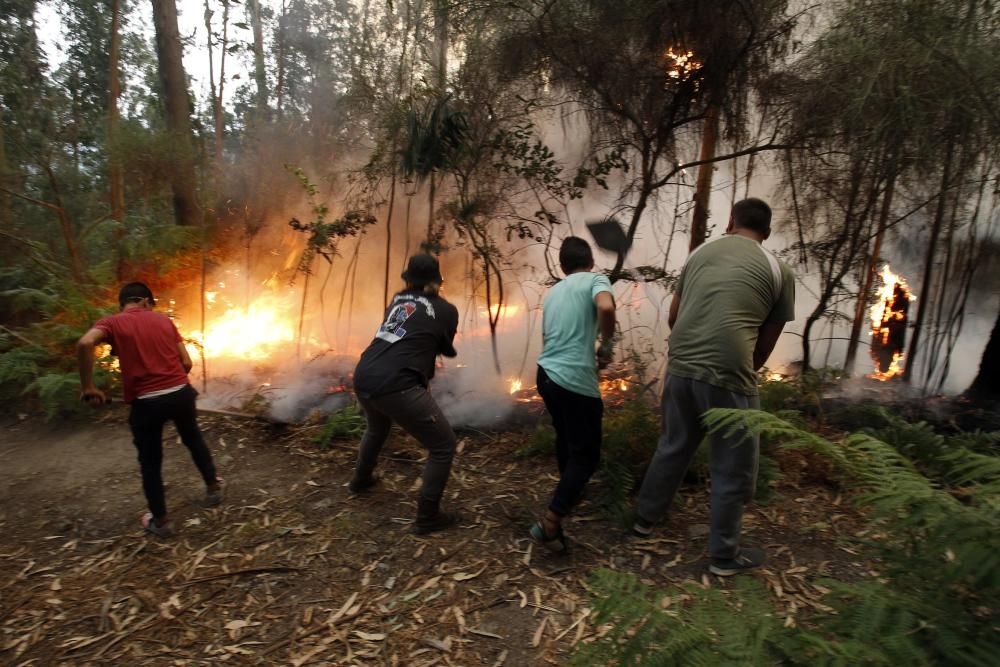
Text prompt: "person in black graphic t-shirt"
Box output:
[[351, 254, 461, 534]]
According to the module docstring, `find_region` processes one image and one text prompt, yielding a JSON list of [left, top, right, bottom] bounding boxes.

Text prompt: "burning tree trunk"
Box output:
[[967, 305, 1000, 399], [151, 0, 201, 226], [845, 163, 897, 371], [869, 266, 911, 380], [689, 104, 719, 252]]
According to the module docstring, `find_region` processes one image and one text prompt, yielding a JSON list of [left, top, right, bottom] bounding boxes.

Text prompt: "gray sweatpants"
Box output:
[[636, 375, 759, 559], [355, 385, 457, 501]]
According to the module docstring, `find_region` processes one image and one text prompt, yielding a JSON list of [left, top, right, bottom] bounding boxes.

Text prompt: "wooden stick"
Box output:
[[178, 565, 302, 587]]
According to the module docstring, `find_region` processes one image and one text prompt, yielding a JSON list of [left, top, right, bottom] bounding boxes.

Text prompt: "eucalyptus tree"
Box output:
[[150, 0, 200, 226], [499, 0, 799, 279]]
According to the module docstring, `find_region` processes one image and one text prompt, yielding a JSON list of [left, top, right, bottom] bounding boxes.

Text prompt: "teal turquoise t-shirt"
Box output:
[[538, 271, 613, 398]]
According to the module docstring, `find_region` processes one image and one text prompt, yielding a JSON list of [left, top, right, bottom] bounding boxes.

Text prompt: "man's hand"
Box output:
[[597, 341, 614, 370], [81, 385, 107, 406]]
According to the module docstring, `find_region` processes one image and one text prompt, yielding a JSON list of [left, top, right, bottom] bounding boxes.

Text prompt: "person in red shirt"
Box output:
[[77, 282, 222, 537]]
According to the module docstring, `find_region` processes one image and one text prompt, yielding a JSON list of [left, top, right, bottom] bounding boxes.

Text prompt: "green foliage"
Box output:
[[27, 372, 89, 420], [286, 166, 376, 276], [704, 408, 1000, 664], [577, 410, 1000, 666], [314, 404, 366, 448], [575, 571, 802, 666], [515, 423, 555, 458], [597, 393, 660, 522]]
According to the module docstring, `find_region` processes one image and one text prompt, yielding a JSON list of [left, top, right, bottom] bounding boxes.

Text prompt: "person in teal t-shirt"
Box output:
[[530, 237, 617, 550]]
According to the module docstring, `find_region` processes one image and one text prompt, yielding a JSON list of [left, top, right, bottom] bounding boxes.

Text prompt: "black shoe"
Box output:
[[709, 546, 767, 576], [413, 496, 459, 535], [632, 514, 654, 537], [348, 473, 379, 494]]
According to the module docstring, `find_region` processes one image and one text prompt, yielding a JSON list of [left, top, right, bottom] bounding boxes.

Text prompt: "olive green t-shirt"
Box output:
[[667, 235, 795, 396]]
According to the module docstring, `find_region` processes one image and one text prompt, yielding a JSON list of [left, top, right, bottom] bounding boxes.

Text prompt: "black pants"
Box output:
[[536, 366, 603, 517], [128, 384, 217, 519]]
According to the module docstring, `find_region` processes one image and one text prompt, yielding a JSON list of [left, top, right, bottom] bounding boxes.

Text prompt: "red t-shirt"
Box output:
[[94, 309, 190, 403]]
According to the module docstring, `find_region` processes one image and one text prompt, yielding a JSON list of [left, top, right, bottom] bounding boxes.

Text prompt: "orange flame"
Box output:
[[869, 265, 913, 381], [184, 293, 298, 362]]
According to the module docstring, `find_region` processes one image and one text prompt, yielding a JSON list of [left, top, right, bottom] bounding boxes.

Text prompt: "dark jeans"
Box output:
[[636, 374, 759, 559], [128, 384, 217, 519], [355, 385, 457, 501], [536, 366, 604, 517]]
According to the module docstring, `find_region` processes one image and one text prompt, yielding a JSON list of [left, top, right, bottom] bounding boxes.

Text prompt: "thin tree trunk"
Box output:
[[151, 0, 200, 226], [276, 0, 287, 119], [845, 165, 897, 371], [43, 165, 86, 283], [297, 261, 312, 363], [432, 0, 448, 90], [248, 0, 267, 112], [426, 173, 436, 247], [905, 136, 956, 384], [108, 0, 126, 279], [689, 104, 719, 252], [383, 173, 397, 307]]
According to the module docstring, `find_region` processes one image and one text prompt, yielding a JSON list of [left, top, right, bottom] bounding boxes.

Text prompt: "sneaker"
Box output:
[[413, 510, 460, 535], [529, 520, 568, 553], [348, 473, 379, 494], [709, 546, 767, 576], [202, 477, 226, 507], [632, 514, 654, 537], [141, 512, 174, 538]]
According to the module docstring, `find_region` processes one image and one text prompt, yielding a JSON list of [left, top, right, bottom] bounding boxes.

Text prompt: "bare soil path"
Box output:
[[1, 408, 874, 665]]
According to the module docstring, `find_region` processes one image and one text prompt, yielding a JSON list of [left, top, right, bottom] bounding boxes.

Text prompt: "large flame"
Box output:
[[869, 265, 913, 381], [184, 293, 298, 362]]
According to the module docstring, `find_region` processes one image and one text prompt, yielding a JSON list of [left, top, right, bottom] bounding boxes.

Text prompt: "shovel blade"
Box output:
[[585, 218, 632, 256]]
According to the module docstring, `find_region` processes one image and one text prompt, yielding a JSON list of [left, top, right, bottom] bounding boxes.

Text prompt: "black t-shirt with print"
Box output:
[[353, 289, 459, 398]]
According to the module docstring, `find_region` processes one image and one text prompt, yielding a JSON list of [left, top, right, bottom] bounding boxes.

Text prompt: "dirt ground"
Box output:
[[0, 406, 875, 666]]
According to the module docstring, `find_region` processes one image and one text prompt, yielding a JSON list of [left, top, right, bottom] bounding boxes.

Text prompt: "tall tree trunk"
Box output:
[[432, 0, 448, 90], [383, 173, 396, 307], [845, 164, 897, 371], [109, 0, 127, 279], [967, 304, 1000, 398], [276, 0, 287, 118], [108, 0, 125, 223], [689, 105, 719, 252], [248, 0, 267, 112], [151, 0, 201, 226], [905, 136, 956, 384], [204, 0, 228, 175]]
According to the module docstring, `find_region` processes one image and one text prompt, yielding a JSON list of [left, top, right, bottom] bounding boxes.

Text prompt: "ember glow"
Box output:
[[508, 378, 523, 394], [869, 265, 913, 381]]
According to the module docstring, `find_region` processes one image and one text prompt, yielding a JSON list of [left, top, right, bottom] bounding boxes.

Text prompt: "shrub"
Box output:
[[314, 403, 366, 447]]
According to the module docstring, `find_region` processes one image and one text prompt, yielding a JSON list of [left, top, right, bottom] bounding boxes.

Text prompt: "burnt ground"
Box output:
[[0, 407, 876, 666]]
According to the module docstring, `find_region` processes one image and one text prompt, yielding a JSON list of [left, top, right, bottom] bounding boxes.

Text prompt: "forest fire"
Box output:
[[181, 292, 299, 362], [869, 265, 913, 381]]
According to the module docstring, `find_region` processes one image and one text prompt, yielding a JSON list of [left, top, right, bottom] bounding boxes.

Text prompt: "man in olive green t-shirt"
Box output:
[[635, 198, 795, 576]]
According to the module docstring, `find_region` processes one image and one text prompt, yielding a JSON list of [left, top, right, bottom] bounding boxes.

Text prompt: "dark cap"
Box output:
[[401, 254, 443, 287], [118, 282, 156, 308]]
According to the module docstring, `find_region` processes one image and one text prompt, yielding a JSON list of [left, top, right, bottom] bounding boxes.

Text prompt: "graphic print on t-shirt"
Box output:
[[375, 301, 418, 343]]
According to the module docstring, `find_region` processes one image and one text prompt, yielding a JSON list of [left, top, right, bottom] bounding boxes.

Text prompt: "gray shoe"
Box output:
[[141, 512, 174, 538], [709, 546, 766, 576], [203, 477, 225, 507]]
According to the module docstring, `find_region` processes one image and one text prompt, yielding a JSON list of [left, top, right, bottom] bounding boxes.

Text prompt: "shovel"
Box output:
[[585, 217, 632, 268]]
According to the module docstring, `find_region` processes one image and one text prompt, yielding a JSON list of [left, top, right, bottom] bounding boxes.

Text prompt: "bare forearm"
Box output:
[[598, 309, 616, 343], [78, 343, 95, 388], [753, 322, 785, 370]]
